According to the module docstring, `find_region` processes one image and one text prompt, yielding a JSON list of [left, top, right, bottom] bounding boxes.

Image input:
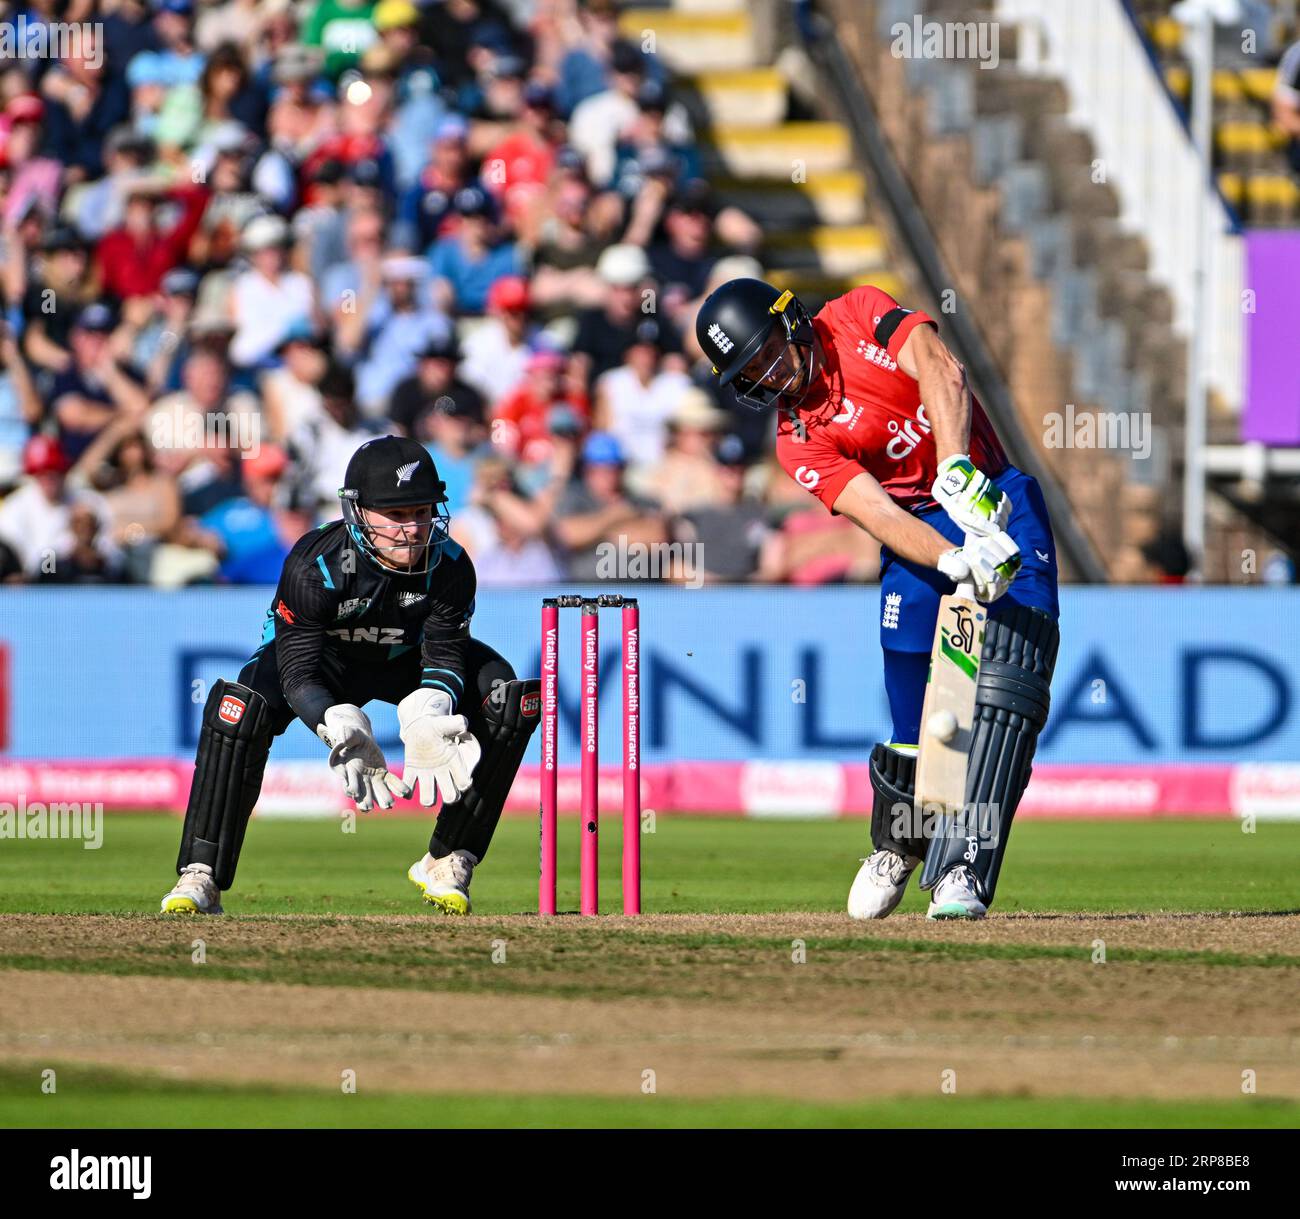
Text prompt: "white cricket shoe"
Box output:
[[847, 849, 921, 920], [408, 850, 476, 916], [926, 865, 988, 920], [160, 864, 223, 915]]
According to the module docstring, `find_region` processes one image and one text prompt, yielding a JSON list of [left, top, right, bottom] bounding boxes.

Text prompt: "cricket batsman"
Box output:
[[160, 435, 540, 916], [696, 279, 1060, 919]]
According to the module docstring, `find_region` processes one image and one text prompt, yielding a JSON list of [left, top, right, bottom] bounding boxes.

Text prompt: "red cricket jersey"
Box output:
[[774, 285, 1008, 514]]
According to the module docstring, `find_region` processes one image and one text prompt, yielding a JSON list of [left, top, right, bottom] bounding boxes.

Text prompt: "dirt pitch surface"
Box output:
[[2, 913, 1298, 1104]]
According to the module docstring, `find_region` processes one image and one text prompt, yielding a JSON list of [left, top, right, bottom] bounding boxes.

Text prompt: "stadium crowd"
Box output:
[[0, 0, 882, 587]]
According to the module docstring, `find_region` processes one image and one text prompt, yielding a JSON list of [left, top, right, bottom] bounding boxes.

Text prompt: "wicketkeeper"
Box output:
[[161, 435, 540, 916], [697, 279, 1060, 919]]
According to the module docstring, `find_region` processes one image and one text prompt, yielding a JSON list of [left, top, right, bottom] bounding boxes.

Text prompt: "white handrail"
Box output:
[[995, 0, 1244, 411]]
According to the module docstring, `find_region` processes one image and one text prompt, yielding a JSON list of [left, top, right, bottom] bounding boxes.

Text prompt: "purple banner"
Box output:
[[1245, 231, 1300, 445]]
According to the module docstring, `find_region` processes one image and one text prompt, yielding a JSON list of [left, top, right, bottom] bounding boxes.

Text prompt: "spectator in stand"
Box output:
[[412, 388, 489, 515], [427, 184, 522, 314], [0, 435, 120, 581], [96, 177, 210, 302], [553, 430, 666, 580], [228, 212, 314, 369], [459, 274, 536, 406], [378, 3, 447, 193], [39, 33, 130, 185], [140, 0, 206, 91], [67, 417, 182, 581], [188, 125, 271, 272], [20, 224, 95, 374], [265, 43, 331, 166], [481, 78, 560, 231], [49, 303, 152, 463], [125, 51, 174, 142], [673, 434, 782, 584], [571, 243, 680, 387], [567, 39, 691, 188], [179, 442, 303, 582], [36, 501, 127, 583], [285, 362, 380, 519], [637, 387, 728, 514], [68, 128, 156, 243], [1, 95, 62, 227], [550, 0, 622, 116], [388, 330, 484, 440], [0, 318, 42, 486], [648, 180, 721, 303], [454, 454, 561, 584], [321, 206, 388, 355], [592, 314, 691, 474], [398, 113, 473, 251], [146, 344, 259, 505], [610, 78, 701, 201], [493, 347, 588, 463], [355, 254, 450, 415], [102, 0, 163, 74], [303, 0, 380, 81], [260, 321, 329, 443], [293, 159, 351, 286], [130, 266, 199, 395], [527, 153, 623, 315], [567, 38, 643, 187]]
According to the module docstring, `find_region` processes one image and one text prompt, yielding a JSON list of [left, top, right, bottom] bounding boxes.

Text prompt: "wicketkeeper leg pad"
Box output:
[[177, 680, 273, 890], [869, 742, 928, 860], [918, 603, 1059, 903], [430, 678, 541, 862]]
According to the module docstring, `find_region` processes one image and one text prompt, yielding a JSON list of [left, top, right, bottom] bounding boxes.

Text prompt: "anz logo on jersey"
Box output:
[[326, 626, 408, 644], [885, 402, 932, 460]]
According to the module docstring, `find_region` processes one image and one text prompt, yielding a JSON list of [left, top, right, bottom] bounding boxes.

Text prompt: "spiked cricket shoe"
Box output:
[[408, 850, 475, 915], [161, 865, 224, 915]]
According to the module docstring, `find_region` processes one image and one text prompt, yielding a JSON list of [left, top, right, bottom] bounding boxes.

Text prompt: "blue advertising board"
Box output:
[[0, 586, 1296, 765]]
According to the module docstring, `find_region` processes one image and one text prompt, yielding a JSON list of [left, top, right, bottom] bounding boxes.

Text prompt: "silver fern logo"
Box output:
[[395, 461, 420, 486]]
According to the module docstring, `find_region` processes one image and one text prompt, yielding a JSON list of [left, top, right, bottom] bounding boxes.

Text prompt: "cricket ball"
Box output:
[[927, 709, 958, 743]]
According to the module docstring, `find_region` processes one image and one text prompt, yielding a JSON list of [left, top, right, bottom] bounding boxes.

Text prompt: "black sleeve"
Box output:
[[418, 555, 478, 710], [271, 549, 341, 731]]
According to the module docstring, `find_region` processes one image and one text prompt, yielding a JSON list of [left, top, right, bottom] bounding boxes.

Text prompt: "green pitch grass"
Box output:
[[0, 812, 1295, 917], [4, 1064, 1295, 1130]]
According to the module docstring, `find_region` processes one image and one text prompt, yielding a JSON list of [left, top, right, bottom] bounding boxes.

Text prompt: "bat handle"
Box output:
[[956, 581, 976, 600]]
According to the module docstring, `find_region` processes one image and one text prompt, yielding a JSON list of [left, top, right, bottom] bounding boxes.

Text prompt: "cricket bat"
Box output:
[[915, 578, 986, 814]]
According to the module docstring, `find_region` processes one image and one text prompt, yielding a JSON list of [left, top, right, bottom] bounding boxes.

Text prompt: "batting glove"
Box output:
[[397, 688, 482, 808], [932, 454, 1012, 538], [317, 704, 411, 812], [938, 530, 1022, 602]]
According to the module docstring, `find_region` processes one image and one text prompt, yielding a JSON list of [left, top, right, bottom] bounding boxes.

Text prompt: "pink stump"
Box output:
[[580, 601, 599, 915], [539, 600, 559, 916], [622, 601, 641, 915]]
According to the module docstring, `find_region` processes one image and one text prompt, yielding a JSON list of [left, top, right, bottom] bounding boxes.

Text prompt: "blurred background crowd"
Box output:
[[0, 0, 883, 587]]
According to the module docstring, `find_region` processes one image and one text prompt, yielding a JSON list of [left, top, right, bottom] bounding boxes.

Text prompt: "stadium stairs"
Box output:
[[618, 0, 912, 309]]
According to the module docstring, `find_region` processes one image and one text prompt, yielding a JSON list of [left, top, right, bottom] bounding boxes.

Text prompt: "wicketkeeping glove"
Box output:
[[937, 530, 1022, 602], [317, 704, 411, 812], [932, 454, 1012, 538], [397, 688, 482, 807]]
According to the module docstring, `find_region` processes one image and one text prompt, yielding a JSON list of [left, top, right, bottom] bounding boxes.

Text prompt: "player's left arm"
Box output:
[[897, 322, 969, 461], [398, 556, 482, 806], [897, 322, 1011, 538]]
